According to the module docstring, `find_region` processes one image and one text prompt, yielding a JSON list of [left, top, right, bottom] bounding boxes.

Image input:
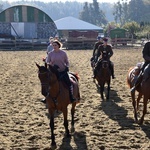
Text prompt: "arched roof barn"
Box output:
[[0, 5, 57, 39]]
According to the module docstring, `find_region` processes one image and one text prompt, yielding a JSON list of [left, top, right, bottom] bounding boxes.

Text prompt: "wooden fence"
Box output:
[[0, 39, 48, 50]]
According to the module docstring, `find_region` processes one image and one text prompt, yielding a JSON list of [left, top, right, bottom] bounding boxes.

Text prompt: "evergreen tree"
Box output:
[[79, 0, 107, 26], [113, 1, 123, 24], [92, 0, 100, 25], [128, 0, 145, 23], [79, 2, 90, 23], [122, 1, 129, 24], [113, 0, 150, 25]]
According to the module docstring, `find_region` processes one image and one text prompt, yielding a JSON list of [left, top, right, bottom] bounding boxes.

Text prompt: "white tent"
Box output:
[[54, 16, 103, 31]]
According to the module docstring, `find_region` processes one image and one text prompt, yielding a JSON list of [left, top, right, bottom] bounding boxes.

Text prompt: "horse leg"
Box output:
[[131, 91, 138, 122], [49, 111, 56, 148], [106, 81, 110, 100], [137, 92, 142, 111], [63, 108, 71, 137], [139, 96, 148, 125], [71, 103, 76, 133], [100, 84, 104, 100]]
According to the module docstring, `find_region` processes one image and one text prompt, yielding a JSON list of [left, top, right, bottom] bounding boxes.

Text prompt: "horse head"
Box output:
[[95, 59, 111, 100], [36, 63, 60, 97], [36, 63, 50, 97]]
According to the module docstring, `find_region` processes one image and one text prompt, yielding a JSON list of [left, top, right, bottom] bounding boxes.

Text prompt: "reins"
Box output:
[[47, 84, 61, 107]]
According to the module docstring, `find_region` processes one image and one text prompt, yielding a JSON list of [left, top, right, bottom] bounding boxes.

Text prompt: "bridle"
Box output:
[[38, 68, 61, 106], [38, 71, 50, 86]]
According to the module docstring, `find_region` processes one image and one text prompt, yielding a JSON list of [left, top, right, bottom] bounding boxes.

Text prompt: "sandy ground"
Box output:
[[0, 47, 150, 150]]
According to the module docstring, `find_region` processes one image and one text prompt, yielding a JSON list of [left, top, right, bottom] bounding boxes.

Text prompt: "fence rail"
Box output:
[[0, 39, 48, 50]]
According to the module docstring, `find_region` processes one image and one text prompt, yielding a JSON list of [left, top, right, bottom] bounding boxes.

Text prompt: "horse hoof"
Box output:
[[138, 120, 143, 125], [66, 133, 71, 138], [50, 145, 57, 150], [71, 126, 75, 133]]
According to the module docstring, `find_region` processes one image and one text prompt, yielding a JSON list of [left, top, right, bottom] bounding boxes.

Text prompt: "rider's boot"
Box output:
[[69, 85, 76, 103]]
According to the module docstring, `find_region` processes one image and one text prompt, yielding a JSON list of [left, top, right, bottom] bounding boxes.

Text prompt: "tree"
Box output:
[[123, 21, 140, 38], [113, 0, 150, 25], [113, 0, 129, 26], [92, 0, 102, 25], [104, 22, 120, 37], [128, 0, 146, 23], [79, 0, 107, 26], [79, 2, 90, 23], [113, 1, 122, 24]]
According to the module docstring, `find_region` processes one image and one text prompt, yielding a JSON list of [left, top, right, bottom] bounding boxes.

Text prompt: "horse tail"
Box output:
[[127, 67, 134, 87], [127, 66, 140, 88]]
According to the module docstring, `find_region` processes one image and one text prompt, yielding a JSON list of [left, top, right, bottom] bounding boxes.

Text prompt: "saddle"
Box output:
[[59, 72, 80, 100], [59, 72, 77, 88]]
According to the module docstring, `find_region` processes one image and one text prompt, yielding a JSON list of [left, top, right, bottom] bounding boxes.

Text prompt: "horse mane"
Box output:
[[39, 65, 48, 72], [48, 65, 60, 79]]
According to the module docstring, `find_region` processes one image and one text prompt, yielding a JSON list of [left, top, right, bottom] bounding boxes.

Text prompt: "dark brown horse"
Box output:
[[127, 64, 150, 124], [36, 63, 80, 148], [95, 59, 111, 100]]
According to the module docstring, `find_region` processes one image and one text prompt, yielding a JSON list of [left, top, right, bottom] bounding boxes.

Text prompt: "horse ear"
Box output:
[[35, 62, 40, 68]]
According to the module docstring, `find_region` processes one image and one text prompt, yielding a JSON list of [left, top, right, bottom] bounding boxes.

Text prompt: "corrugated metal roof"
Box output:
[[54, 16, 103, 30]]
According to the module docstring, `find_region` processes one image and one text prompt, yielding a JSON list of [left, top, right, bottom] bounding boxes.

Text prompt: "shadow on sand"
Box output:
[[95, 83, 150, 139], [58, 131, 87, 150]]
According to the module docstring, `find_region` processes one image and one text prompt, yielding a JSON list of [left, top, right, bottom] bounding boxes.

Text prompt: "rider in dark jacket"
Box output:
[[93, 37, 115, 79], [92, 36, 103, 63], [131, 42, 150, 92]]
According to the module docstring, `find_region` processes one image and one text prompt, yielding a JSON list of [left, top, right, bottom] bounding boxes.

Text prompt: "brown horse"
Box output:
[[95, 59, 111, 100], [127, 65, 142, 122], [36, 63, 80, 148], [127, 64, 150, 124]]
